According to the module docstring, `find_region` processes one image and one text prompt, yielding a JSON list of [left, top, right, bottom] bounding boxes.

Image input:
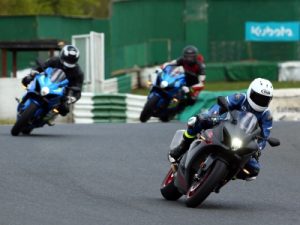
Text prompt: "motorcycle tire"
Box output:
[[185, 160, 228, 208], [159, 115, 170, 122], [140, 95, 159, 123], [22, 128, 33, 135], [11, 102, 38, 136], [160, 168, 183, 201]]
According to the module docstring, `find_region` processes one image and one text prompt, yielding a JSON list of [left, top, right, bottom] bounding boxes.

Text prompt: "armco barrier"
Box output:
[[102, 73, 138, 93], [126, 94, 147, 123], [73, 93, 126, 123], [92, 94, 127, 123], [73, 93, 153, 123], [73, 93, 94, 124], [103, 78, 118, 93]]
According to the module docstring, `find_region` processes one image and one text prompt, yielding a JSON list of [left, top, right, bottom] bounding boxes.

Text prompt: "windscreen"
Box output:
[[50, 68, 67, 83], [161, 66, 185, 87], [164, 65, 185, 77], [234, 111, 258, 134]]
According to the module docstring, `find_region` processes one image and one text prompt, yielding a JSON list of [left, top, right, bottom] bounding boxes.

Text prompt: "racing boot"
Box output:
[[168, 134, 194, 164], [44, 109, 59, 126], [236, 158, 260, 181]]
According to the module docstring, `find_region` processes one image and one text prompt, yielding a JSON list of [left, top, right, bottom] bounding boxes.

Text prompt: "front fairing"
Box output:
[[18, 68, 69, 119], [175, 110, 260, 192], [24, 68, 69, 107], [152, 66, 186, 99]]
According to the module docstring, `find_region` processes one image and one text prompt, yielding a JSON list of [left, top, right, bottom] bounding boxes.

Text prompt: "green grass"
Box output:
[[131, 81, 300, 95], [0, 119, 15, 125]]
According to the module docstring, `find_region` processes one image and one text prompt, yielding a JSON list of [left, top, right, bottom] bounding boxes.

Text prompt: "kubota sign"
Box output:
[[245, 22, 300, 41]]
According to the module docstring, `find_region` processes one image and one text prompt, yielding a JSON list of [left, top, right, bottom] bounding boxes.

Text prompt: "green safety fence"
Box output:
[[177, 89, 247, 122]]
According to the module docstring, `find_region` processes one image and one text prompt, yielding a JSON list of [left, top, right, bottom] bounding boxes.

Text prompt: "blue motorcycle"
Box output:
[[140, 66, 186, 122], [11, 67, 72, 136]]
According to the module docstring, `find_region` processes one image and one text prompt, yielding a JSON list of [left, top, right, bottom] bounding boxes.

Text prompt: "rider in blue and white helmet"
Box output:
[[168, 78, 274, 181]]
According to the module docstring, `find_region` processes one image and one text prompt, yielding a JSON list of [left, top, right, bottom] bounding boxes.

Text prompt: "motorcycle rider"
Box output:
[[22, 45, 84, 122], [168, 78, 274, 181], [162, 45, 206, 111]]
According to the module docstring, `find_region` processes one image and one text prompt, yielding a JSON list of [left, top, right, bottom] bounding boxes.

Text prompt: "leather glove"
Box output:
[[254, 150, 261, 161], [182, 86, 190, 93], [210, 115, 220, 125], [155, 68, 163, 74], [30, 70, 39, 77]]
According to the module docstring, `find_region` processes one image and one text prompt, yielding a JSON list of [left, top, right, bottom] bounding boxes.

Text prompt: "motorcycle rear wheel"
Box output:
[[11, 102, 38, 136], [140, 95, 159, 123], [160, 168, 183, 201], [185, 160, 228, 208]]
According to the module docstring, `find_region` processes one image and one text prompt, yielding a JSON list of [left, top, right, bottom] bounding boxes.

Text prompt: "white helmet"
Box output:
[[246, 78, 273, 112]]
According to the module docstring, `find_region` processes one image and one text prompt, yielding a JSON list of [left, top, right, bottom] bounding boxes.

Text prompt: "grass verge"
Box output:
[[131, 81, 300, 96], [0, 119, 15, 125]]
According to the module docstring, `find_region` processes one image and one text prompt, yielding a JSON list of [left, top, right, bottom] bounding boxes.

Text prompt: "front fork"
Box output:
[[194, 154, 216, 181], [193, 154, 228, 193]]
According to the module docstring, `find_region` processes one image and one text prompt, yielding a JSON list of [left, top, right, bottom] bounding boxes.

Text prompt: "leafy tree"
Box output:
[[0, 0, 110, 18]]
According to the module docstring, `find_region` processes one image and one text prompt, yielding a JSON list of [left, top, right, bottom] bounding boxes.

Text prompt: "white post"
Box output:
[[72, 32, 105, 93]]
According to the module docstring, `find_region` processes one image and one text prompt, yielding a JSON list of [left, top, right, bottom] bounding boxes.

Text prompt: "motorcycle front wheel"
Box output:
[[11, 102, 38, 136], [185, 160, 228, 208], [160, 168, 183, 201], [139, 95, 160, 123]]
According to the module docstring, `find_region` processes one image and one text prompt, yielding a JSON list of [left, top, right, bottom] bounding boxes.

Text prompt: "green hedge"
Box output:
[[205, 61, 278, 82]]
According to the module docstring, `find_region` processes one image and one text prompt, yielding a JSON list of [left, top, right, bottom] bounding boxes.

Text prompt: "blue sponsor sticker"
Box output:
[[245, 22, 300, 41]]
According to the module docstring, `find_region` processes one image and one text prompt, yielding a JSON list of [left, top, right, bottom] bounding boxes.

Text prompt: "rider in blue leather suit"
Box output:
[[169, 78, 274, 181]]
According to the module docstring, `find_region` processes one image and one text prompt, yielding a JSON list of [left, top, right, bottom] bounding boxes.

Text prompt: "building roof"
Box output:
[[0, 39, 65, 51]]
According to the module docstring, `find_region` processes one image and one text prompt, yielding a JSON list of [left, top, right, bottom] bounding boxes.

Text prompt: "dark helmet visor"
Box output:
[[250, 89, 272, 107]]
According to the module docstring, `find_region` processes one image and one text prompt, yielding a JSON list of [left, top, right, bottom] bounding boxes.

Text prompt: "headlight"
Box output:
[[160, 81, 168, 88], [231, 138, 243, 150], [41, 87, 50, 96]]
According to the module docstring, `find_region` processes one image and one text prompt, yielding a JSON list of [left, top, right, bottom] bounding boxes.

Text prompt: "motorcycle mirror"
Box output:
[[268, 137, 280, 147], [217, 96, 229, 111]]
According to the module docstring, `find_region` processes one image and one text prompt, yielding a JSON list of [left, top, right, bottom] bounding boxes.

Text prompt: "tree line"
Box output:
[[0, 0, 110, 18]]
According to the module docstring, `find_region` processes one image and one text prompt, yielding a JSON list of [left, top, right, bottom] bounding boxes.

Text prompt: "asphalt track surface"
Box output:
[[0, 122, 299, 225]]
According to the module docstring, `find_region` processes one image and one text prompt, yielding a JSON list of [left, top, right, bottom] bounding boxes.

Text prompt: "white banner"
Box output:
[[269, 89, 300, 121], [278, 61, 300, 81]]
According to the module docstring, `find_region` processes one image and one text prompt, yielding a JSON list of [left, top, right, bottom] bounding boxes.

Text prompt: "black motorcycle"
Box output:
[[160, 97, 280, 208]]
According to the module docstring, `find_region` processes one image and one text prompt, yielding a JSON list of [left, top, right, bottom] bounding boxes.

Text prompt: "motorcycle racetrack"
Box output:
[[0, 122, 299, 225]]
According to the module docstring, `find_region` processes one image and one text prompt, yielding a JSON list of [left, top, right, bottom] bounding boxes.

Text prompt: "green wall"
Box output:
[[185, 0, 208, 59], [110, 0, 185, 71], [0, 16, 110, 77], [37, 16, 111, 78], [2, 0, 300, 79], [207, 0, 300, 62], [0, 16, 39, 75]]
